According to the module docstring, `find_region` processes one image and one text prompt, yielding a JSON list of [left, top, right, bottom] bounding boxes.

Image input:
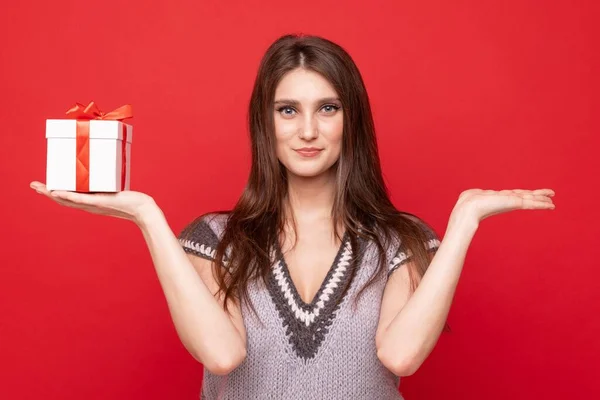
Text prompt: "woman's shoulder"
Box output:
[[369, 212, 441, 265], [180, 211, 230, 234], [177, 211, 231, 260], [198, 211, 230, 231]]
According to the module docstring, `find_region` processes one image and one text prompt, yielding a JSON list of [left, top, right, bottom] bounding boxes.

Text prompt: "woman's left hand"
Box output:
[[450, 188, 556, 227]]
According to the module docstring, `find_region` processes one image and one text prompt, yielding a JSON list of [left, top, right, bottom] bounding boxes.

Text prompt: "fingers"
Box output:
[[518, 194, 555, 209], [30, 182, 62, 202], [497, 189, 555, 202], [537, 189, 555, 197], [517, 193, 552, 202], [31, 183, 79, 208], [51, 190, 93, 204], [487, 188, 555, 198], [518, 196, 555, 210], [512, 189, 555, 197], [30, 181, 105, 208], [52, 190, 117, 209], [523, 199, 555, 210], [30, 181, 48, 194], [480, 188, 556, 212]]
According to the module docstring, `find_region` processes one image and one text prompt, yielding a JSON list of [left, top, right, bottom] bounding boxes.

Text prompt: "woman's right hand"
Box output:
[[30, 181, 160, 227]]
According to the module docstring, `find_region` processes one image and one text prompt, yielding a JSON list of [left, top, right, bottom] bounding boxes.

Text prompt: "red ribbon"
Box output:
[[65, 102, 133, 192]]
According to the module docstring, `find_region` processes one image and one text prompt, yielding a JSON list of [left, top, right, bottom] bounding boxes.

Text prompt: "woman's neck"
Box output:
[[285, 169, 336, 222]]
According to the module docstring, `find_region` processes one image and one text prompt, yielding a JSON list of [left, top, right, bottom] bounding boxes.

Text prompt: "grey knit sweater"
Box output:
[[178, 213, 440, 400]]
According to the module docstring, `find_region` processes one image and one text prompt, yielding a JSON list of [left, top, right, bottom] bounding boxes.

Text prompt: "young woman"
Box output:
[[30, 34, 555, 399]]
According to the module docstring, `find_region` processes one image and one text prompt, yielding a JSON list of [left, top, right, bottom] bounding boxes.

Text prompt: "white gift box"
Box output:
[[45, 119, 133, 192]]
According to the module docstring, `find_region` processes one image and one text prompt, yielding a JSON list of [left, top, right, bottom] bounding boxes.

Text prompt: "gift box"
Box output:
[[45, 102, 133, 192]]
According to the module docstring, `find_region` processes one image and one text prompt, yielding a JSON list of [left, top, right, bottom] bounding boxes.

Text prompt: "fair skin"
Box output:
[[273, 68, 345, 304], [29, 67, 556, 377]]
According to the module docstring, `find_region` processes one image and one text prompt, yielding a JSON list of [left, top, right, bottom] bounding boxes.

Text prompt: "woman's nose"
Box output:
[[298, 115, 318, 140]]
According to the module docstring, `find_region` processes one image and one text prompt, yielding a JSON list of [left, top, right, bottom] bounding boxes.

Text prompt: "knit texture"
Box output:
[[178, 213, 441, 400]]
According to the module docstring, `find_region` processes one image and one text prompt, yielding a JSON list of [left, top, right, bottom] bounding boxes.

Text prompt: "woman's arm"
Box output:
[[138, 203, 247, 375], [29, 182, 248, 375], [376, 188, 554, 376], [376, 211, 477, 376]]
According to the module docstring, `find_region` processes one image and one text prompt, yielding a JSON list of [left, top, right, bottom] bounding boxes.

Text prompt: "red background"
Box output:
[[1, 1, 597, 399]]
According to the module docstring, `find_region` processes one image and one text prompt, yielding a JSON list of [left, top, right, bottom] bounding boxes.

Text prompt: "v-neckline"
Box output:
[[274, 230, 350, 308], [267, 230, 359, 360]]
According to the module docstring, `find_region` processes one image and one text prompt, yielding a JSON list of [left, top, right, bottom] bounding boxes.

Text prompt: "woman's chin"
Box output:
[[286, 165, 335, 179]]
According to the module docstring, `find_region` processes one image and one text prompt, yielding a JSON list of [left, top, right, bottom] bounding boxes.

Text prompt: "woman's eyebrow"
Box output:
[[273, 97, 341, 106]]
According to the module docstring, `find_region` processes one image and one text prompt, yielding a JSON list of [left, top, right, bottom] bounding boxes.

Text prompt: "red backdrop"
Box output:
[[1, 0, 597, 399]]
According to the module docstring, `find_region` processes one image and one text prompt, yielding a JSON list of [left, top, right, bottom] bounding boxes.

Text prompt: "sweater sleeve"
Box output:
[[177, 213, 224, 262], [388, 215, 441, 277]]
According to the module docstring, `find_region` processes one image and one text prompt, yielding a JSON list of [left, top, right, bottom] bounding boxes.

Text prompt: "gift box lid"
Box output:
[[45, 119, 132, 143]]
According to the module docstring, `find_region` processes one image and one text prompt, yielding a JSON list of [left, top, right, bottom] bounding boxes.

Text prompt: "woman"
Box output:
[[30, 34, 555, 399]]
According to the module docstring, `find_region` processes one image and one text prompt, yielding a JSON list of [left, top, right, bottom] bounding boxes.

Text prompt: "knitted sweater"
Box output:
[[178, 213, 441, 400]]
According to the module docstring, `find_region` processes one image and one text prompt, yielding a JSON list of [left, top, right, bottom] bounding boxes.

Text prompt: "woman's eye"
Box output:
[[278, 106, 295, 116], [277, 104, 340, 116], [322, 104, 340, 113]]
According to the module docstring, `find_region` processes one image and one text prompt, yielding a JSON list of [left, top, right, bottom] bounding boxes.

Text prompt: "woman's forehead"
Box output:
[[274, 69, 338, 102]]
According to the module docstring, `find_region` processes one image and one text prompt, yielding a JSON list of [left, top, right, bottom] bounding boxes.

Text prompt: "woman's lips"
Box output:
[[294, 148, 323, 157]]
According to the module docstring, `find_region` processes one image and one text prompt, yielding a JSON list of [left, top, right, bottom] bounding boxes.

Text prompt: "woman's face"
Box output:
[[273, 68, 344, 179]]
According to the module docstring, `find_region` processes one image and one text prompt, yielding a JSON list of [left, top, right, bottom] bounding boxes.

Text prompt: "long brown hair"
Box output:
[[187, 34, 450, 332]]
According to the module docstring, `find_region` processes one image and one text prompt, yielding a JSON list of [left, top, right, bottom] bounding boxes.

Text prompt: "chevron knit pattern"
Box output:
[[388, 237, 442, 275], [179, 238, 217, 260], [267, 234, 354, 360], [177, 213, 440, 400]]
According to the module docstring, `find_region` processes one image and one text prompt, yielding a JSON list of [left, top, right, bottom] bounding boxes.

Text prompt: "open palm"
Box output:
[[453, 188, 556, 224], [30, 181, 156, 224]]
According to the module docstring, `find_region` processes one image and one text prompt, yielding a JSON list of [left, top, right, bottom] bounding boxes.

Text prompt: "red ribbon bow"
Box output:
[[65, 102, 133, 192]]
